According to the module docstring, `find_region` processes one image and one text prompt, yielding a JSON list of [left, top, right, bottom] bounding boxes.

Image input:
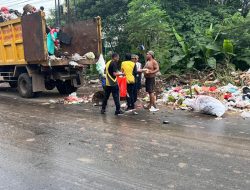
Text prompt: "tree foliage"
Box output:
[[49, 0, 250, 74]]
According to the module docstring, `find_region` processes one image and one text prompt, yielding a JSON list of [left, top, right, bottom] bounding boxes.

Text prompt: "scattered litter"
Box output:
[[26, 138, 35, 142], [178, 163, 188, 169], [49, 100, 57, 104], [89, 79, 99, 84], [64, 92, 84, 104], [133, 111, 138, 115], [241, 111, 250, 119], [163, 120, 170, 124], [121, 103, 127, 108]]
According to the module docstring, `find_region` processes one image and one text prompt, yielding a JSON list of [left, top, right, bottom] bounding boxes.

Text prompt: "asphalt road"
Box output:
[[0, 87, 250, 190]]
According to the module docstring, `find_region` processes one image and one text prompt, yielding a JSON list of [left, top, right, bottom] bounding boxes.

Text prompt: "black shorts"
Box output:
[[145, 77, 155, 93]]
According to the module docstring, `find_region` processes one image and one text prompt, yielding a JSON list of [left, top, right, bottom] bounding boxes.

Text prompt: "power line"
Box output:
[[1, 0, 23, 5], [4, 0, 54, 7]]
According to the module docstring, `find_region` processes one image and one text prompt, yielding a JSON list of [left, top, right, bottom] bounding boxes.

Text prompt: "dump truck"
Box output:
[[0, 12, 102, 98]]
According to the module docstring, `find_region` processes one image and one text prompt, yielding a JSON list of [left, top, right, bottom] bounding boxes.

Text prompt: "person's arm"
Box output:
[[112, 62, 124, 76], [133, 63, 138, 77]]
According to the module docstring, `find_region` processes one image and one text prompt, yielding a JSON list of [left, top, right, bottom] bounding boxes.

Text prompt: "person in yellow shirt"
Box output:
[[121, 53, 137, 110], [101, 53, 124, 115]]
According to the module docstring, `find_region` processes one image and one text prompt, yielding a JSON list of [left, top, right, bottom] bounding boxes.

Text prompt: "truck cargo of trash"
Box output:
[[0, 6, 21, 22], [183, 95, 227, 117]]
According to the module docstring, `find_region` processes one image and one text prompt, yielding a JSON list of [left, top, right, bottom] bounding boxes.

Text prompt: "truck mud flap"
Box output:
[[72, 74, 84, 87], [32, 73, 45, 92]]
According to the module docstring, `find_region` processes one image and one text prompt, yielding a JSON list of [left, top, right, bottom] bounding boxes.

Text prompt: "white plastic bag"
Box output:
[[183, 95, 227, 117], [96, 54, 106, 75], [72, 53, 83, 61], [84, 52, 95, 60]]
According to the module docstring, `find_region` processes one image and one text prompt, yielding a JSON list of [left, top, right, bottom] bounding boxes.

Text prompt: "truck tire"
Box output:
[[56, 80, 77, 95], [45, 80, 56, 90], [9, 81, 18, 88], [18, 73, 34, 98]]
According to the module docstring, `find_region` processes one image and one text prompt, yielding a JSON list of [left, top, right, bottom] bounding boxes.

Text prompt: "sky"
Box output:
[[1, 0, 64, 18]]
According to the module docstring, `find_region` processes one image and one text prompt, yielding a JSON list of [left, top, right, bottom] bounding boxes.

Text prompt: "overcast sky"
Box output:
[[1, 0, 64, 18]]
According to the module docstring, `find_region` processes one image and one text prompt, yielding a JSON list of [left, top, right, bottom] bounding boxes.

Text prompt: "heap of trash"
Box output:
[[48, 52, 96, 68], [0, 6, 21, 22], [157, 72, 250, 117]]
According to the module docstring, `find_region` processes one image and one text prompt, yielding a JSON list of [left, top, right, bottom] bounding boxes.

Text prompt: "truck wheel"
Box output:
[[56, 80, 77, 95], [18, 73, 34, 98], [45, 80, 56, 90], [9, 81, 18, 88]]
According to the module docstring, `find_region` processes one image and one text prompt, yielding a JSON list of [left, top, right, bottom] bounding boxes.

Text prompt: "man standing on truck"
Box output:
[[47, 28, 60, 55], [101, 53, 124, 115], [144, 51, 159, 112]]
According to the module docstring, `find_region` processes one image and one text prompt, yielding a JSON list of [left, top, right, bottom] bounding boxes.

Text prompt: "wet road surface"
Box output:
[[0, 88, 250, 190]]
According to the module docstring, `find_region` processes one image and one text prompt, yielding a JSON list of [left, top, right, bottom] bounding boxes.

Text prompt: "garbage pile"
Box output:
[[157, 70, 250, 118], [0, 7, 21, 22], [0, 4, 45, 23], [48, 52, 96, 67], [233, 69, 250, 86]]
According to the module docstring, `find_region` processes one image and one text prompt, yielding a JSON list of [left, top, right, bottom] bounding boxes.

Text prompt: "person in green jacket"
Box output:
[[47, 28, 59, 55]]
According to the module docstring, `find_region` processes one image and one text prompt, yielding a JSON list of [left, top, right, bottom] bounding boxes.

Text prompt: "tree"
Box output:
[[126, 0, 171, 69]]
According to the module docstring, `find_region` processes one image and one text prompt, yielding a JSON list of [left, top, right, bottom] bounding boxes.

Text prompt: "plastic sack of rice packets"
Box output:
[[183, 95, 227, 117]]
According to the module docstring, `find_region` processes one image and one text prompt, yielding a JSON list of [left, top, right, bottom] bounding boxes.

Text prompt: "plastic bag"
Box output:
[[117, 76, 127, 98], [96, 54, 105, 75], [183, 95, 227, 117], [84, 52, 95, 60]]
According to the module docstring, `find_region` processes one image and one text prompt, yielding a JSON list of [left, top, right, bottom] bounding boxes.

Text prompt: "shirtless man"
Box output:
[[143, 51, 159, 112]]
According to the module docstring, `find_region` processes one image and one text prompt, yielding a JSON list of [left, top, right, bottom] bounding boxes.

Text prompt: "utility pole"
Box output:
[[57, 0, 61, 26], [74, 0, 77, 22], [54, 0, 58, 26], [66, 0, 70, 23]]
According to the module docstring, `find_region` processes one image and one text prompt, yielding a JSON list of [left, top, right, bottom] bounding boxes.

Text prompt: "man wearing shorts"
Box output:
[[144, 51, 159, 112]]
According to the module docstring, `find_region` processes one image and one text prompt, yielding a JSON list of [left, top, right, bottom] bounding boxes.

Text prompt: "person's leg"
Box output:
[[144, 78, 151, 109], [126, 84, 133, 109], [134, 79, 138, 104], [111, 85, 121, 113], [148, 77, 157, 109], [130, 84, 136, 109], [101, 86, 111, 112], [149, 92, 153, 108], [149, 92, 156, 108]]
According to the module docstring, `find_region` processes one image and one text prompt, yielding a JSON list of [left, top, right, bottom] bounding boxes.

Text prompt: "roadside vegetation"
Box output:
[[49, 0, 250, 83]]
